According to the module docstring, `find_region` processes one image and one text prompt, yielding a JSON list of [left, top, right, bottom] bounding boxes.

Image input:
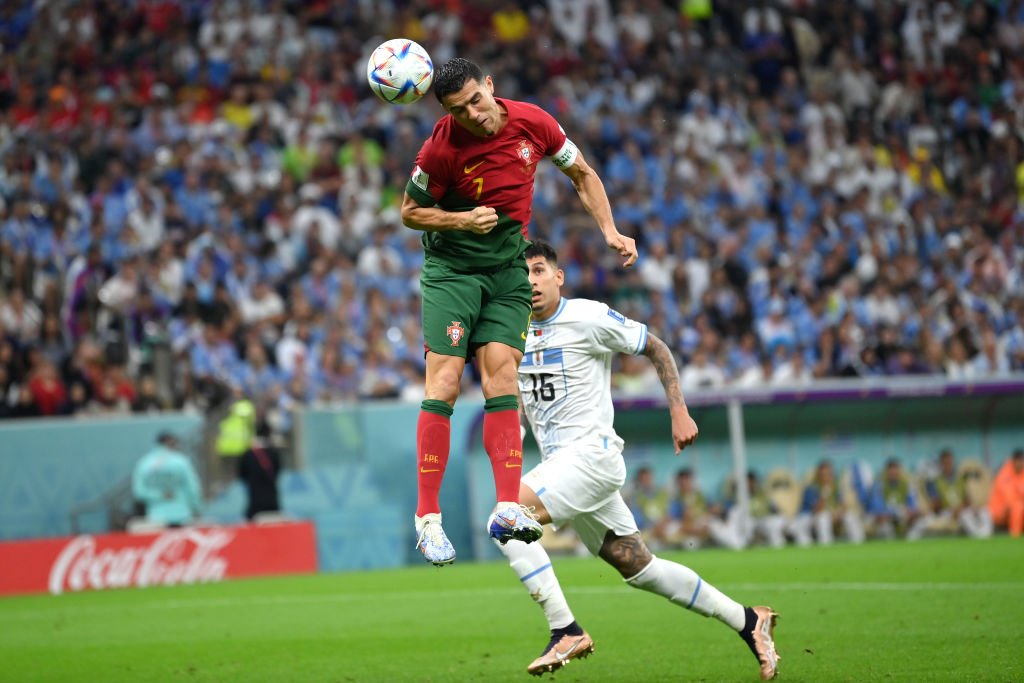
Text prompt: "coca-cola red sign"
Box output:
[[48, 528, 233, 594], [0, 522, 317, 596]]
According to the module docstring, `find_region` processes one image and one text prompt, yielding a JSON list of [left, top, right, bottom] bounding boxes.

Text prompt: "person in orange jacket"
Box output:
[[989, 449, 1024, 537]]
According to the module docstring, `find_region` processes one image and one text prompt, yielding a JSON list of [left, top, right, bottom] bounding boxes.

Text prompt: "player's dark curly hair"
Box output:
[[433, 57, 484, 102], [524, 239, 558, 264]]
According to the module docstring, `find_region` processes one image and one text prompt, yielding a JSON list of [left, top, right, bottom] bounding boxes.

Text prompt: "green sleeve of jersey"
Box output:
[[405, 175, 435, 207]]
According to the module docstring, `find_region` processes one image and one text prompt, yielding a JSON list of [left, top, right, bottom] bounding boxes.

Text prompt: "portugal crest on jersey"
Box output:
[[446, 321, 465, 346], [516, 139, 534, 164]]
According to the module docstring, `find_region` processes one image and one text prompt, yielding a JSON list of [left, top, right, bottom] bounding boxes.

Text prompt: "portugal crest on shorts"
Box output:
[[446, 321, 465, 347]]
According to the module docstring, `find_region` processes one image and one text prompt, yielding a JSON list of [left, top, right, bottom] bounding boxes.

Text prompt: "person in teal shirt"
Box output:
[[132, 432, 202, 527]]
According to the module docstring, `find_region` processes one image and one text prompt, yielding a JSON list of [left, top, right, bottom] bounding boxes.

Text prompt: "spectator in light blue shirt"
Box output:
[[757, 297, 797, 353], [174, 170, 215, 229], [131, 432, 201, 526]]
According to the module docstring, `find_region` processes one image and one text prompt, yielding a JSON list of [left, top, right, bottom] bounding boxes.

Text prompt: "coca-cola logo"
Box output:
[[48, 528, 235, 595]]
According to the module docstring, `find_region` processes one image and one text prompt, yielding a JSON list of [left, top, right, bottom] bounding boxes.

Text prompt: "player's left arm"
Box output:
[[641, 332, 698, 454], [559, 152, 637, 267], [536, 111, 634, 267]]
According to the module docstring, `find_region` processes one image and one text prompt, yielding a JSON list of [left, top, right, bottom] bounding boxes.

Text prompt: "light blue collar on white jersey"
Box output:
[[531, 297, 567, 325]]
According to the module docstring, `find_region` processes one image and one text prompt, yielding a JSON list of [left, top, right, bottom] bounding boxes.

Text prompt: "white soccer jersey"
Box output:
[[519, 297, 648, 459]]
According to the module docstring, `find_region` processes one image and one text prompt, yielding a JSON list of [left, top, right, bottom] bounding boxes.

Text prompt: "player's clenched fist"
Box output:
[[460, 206, 499, 234], [671, 408, 699, 454], [606, 233, 638, 267]]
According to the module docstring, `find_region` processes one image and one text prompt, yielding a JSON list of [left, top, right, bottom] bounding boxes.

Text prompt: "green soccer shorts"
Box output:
[[420, 257, 532, 358]]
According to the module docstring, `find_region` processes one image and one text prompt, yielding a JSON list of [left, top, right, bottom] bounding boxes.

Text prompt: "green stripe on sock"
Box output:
[[484, 395, 518, 413], [421, 399, 454, 417]]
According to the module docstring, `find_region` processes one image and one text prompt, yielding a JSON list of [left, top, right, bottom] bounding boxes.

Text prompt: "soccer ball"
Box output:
[[366, 39, 434, 105]]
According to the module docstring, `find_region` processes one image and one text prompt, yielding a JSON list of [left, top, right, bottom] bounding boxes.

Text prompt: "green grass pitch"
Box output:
[[1, 537, 1021, 682]]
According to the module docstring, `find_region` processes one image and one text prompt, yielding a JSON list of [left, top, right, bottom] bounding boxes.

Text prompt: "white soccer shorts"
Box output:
[[522, 435, 638, 555]]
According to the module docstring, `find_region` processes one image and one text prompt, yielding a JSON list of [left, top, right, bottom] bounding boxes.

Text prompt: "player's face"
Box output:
[[441, 76, 503, 137], [527, 255, 564, 319]]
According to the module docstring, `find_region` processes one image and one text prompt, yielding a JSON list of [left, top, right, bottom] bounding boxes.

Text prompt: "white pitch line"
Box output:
[[724, 581, 1024, 591], [0, 581, 1019, 621]]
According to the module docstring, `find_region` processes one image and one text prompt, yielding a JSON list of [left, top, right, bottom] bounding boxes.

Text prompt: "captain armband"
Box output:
[[550, 138, 579, 169]]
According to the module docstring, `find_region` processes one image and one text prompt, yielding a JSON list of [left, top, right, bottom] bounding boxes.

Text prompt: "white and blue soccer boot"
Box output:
[[415, 513, 456, 566], [488, 503, 544, 545]]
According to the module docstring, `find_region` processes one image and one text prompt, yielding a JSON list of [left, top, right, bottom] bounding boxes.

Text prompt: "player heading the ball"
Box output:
[[400, 56, 638, 565]]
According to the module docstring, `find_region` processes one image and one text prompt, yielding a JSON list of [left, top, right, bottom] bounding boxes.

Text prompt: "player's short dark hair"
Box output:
[[433, 57, 484, 102], [524, 239, 558, 265]]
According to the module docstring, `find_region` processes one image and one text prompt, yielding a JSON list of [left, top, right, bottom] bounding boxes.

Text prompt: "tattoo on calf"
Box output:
[[599, 532, 653, 578]]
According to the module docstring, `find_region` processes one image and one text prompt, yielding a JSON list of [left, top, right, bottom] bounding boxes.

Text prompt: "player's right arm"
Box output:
[[401, 132, 498, 235], [641, 332, 698, 454], [400, 192, 498, 234]]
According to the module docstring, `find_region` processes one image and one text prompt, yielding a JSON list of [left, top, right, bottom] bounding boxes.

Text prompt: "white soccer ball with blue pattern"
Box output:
[[366, 39, 434, 105]]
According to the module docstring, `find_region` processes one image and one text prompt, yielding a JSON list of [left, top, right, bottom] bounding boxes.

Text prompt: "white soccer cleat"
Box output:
[[415, 513, 456, 566], [487, 503, 544, 545]]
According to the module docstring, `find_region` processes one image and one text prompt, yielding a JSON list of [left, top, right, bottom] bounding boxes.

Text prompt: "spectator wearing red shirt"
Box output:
[[27, 357, 67, 416]]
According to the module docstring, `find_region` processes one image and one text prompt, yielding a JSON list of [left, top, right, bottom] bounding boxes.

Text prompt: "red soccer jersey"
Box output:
[[405, 98, 573, 270]]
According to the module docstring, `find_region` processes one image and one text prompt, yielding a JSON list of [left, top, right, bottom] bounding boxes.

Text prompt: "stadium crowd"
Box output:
[[0, 0, 1023, 426]]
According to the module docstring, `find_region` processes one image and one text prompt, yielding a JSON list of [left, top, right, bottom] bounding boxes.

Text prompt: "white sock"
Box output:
[[626, 556, 746, 631], [497, 539, 575, 629]]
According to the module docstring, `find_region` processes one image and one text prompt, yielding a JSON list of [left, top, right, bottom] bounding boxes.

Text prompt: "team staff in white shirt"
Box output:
[[500, 240, 781, 680]]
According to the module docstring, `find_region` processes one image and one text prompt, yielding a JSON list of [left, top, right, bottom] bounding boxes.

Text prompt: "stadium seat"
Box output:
[[958, 458, 993, 508], [764, 468, 801, 519]]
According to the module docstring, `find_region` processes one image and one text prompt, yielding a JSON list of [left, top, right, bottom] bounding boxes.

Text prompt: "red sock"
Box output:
[[483, 408, 523, 503], [416, 410, 451, 517]]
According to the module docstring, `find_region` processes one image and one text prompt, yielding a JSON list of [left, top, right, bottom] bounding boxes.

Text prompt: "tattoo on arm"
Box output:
[[598, 532, 653, 578], [642, 333, 684, 408]]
